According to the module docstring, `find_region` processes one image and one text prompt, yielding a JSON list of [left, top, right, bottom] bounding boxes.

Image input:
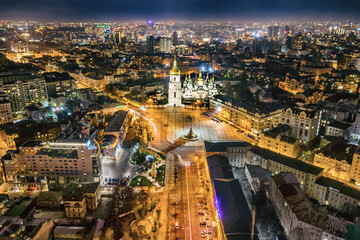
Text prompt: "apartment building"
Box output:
[[313, 140, 356, 182], [2, 139, 100, 189], [204, 141, 252, 168], [314, 177, 360, 213], [258, 124, 300, 158], [63, 182, 101, 213], [0, 73, 48, 119], [210, 95, 284, 137], [269, 172, 351, 240], [247, 146, 323, 196], [0, 92, 13, 124]]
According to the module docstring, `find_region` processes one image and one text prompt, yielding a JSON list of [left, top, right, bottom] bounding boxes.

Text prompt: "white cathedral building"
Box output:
[[168, 57, 218, 107]]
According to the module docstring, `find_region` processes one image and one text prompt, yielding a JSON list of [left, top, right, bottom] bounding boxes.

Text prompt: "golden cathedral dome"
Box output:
[[170, 56, 180, 75]]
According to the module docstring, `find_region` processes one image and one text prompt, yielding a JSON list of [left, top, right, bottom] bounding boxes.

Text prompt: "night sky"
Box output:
[[0, 0, 359, 21]]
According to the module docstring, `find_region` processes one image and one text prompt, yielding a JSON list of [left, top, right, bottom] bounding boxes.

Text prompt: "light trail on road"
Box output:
[[179, 154, 193, 240]]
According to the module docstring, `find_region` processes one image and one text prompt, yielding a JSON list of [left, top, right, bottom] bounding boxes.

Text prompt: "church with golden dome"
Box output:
[[182, 72, 217, 99], [168, 56, 218, 106]]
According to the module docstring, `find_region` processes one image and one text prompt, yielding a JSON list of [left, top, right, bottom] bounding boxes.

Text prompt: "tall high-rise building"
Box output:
[[146, 36, 154, 54], [160, 37, 171, 53], [0, 73, 48, 119], [172, 31, 179, 45], [279, 26, 286, 39], [267, 26, 274, 39], [267, 26, 285, 39], [112, 31, 121, 44], [0, 91, 13, 124], [273, 26, 280, 39], [286, 36, 294, 49], [168, 56, 182, 107]]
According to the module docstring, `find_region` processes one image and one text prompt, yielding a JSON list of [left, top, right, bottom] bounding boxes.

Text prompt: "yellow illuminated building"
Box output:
[[210, 95, 283, 137], [258, 125, 300, 158]]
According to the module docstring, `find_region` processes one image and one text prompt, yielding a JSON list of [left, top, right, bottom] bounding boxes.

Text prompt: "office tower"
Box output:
[[112, 31, 121, 44], [172, 31, 179, 45], [279, 26, 286, 39], [252, 38, 268, 54], [268, 26, 283, 39], [286, 36, 295, 49], [267, 26, 273, 39], [160, 37, 171, 53], [146, 35, 154, 54], [273, 26, 280, 39]]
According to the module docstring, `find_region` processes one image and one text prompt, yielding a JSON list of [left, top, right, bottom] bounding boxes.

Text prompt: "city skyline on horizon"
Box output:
[[1, 0, 360, 21]]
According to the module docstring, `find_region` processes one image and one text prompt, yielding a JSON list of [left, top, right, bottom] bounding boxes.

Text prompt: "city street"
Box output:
[[101, 105, 252, 239], [166, 147, 218, 240], [101, 147, 143, 185]]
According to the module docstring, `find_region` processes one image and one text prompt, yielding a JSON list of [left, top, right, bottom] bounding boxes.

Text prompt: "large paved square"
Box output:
[[149, 108, 244, 147]]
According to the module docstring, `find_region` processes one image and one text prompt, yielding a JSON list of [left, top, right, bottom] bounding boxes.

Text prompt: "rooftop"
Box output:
[[263, 124, 292, 139], [245, 164, 272, 183], [249, 146, 323, 176], [213, 179, 254, 236], [54, 226, 87, 235], [207, 155, 234, 179], [204, 141, 251, 153], [327, 121, 352, 131], [315, 177, 360, 201], [317, 140, 356, 164], [105, 110, 129, 132], [212, 94, 284, 116]]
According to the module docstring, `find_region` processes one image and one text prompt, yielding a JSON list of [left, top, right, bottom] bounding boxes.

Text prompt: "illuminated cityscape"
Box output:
[[1, 1, 360, 240]]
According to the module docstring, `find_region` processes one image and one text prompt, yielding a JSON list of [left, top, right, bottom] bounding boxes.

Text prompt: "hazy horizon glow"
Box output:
[[0, 0, 360, 21]]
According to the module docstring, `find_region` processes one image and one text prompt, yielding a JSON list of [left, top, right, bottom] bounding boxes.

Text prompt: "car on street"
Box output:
[[175, 222, 179, 229]]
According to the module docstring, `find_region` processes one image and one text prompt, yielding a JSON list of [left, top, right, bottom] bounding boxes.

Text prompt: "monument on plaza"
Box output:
[[183, 127, 198, 141]]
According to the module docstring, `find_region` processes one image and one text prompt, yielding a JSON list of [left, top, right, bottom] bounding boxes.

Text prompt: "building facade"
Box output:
[[0, 73, 48, 119], [63, 190, 87, 218], [281, 106, 320, 143], [258, 124, 300, 158], [182, 73, 218, 99], [204, 141, 252, 168], [247, 147, 323, 197], [269, 172, 351, 240], [210, 95, 284, 137], [2, 139, 100, 189], [313, 140, 355, 182], [350, 148, 360, 184], [0, 92, 13, 124]]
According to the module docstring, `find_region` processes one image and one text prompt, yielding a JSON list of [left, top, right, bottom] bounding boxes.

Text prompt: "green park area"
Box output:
[[149, 165, 166, 187], [129, 176, 154, 187]]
